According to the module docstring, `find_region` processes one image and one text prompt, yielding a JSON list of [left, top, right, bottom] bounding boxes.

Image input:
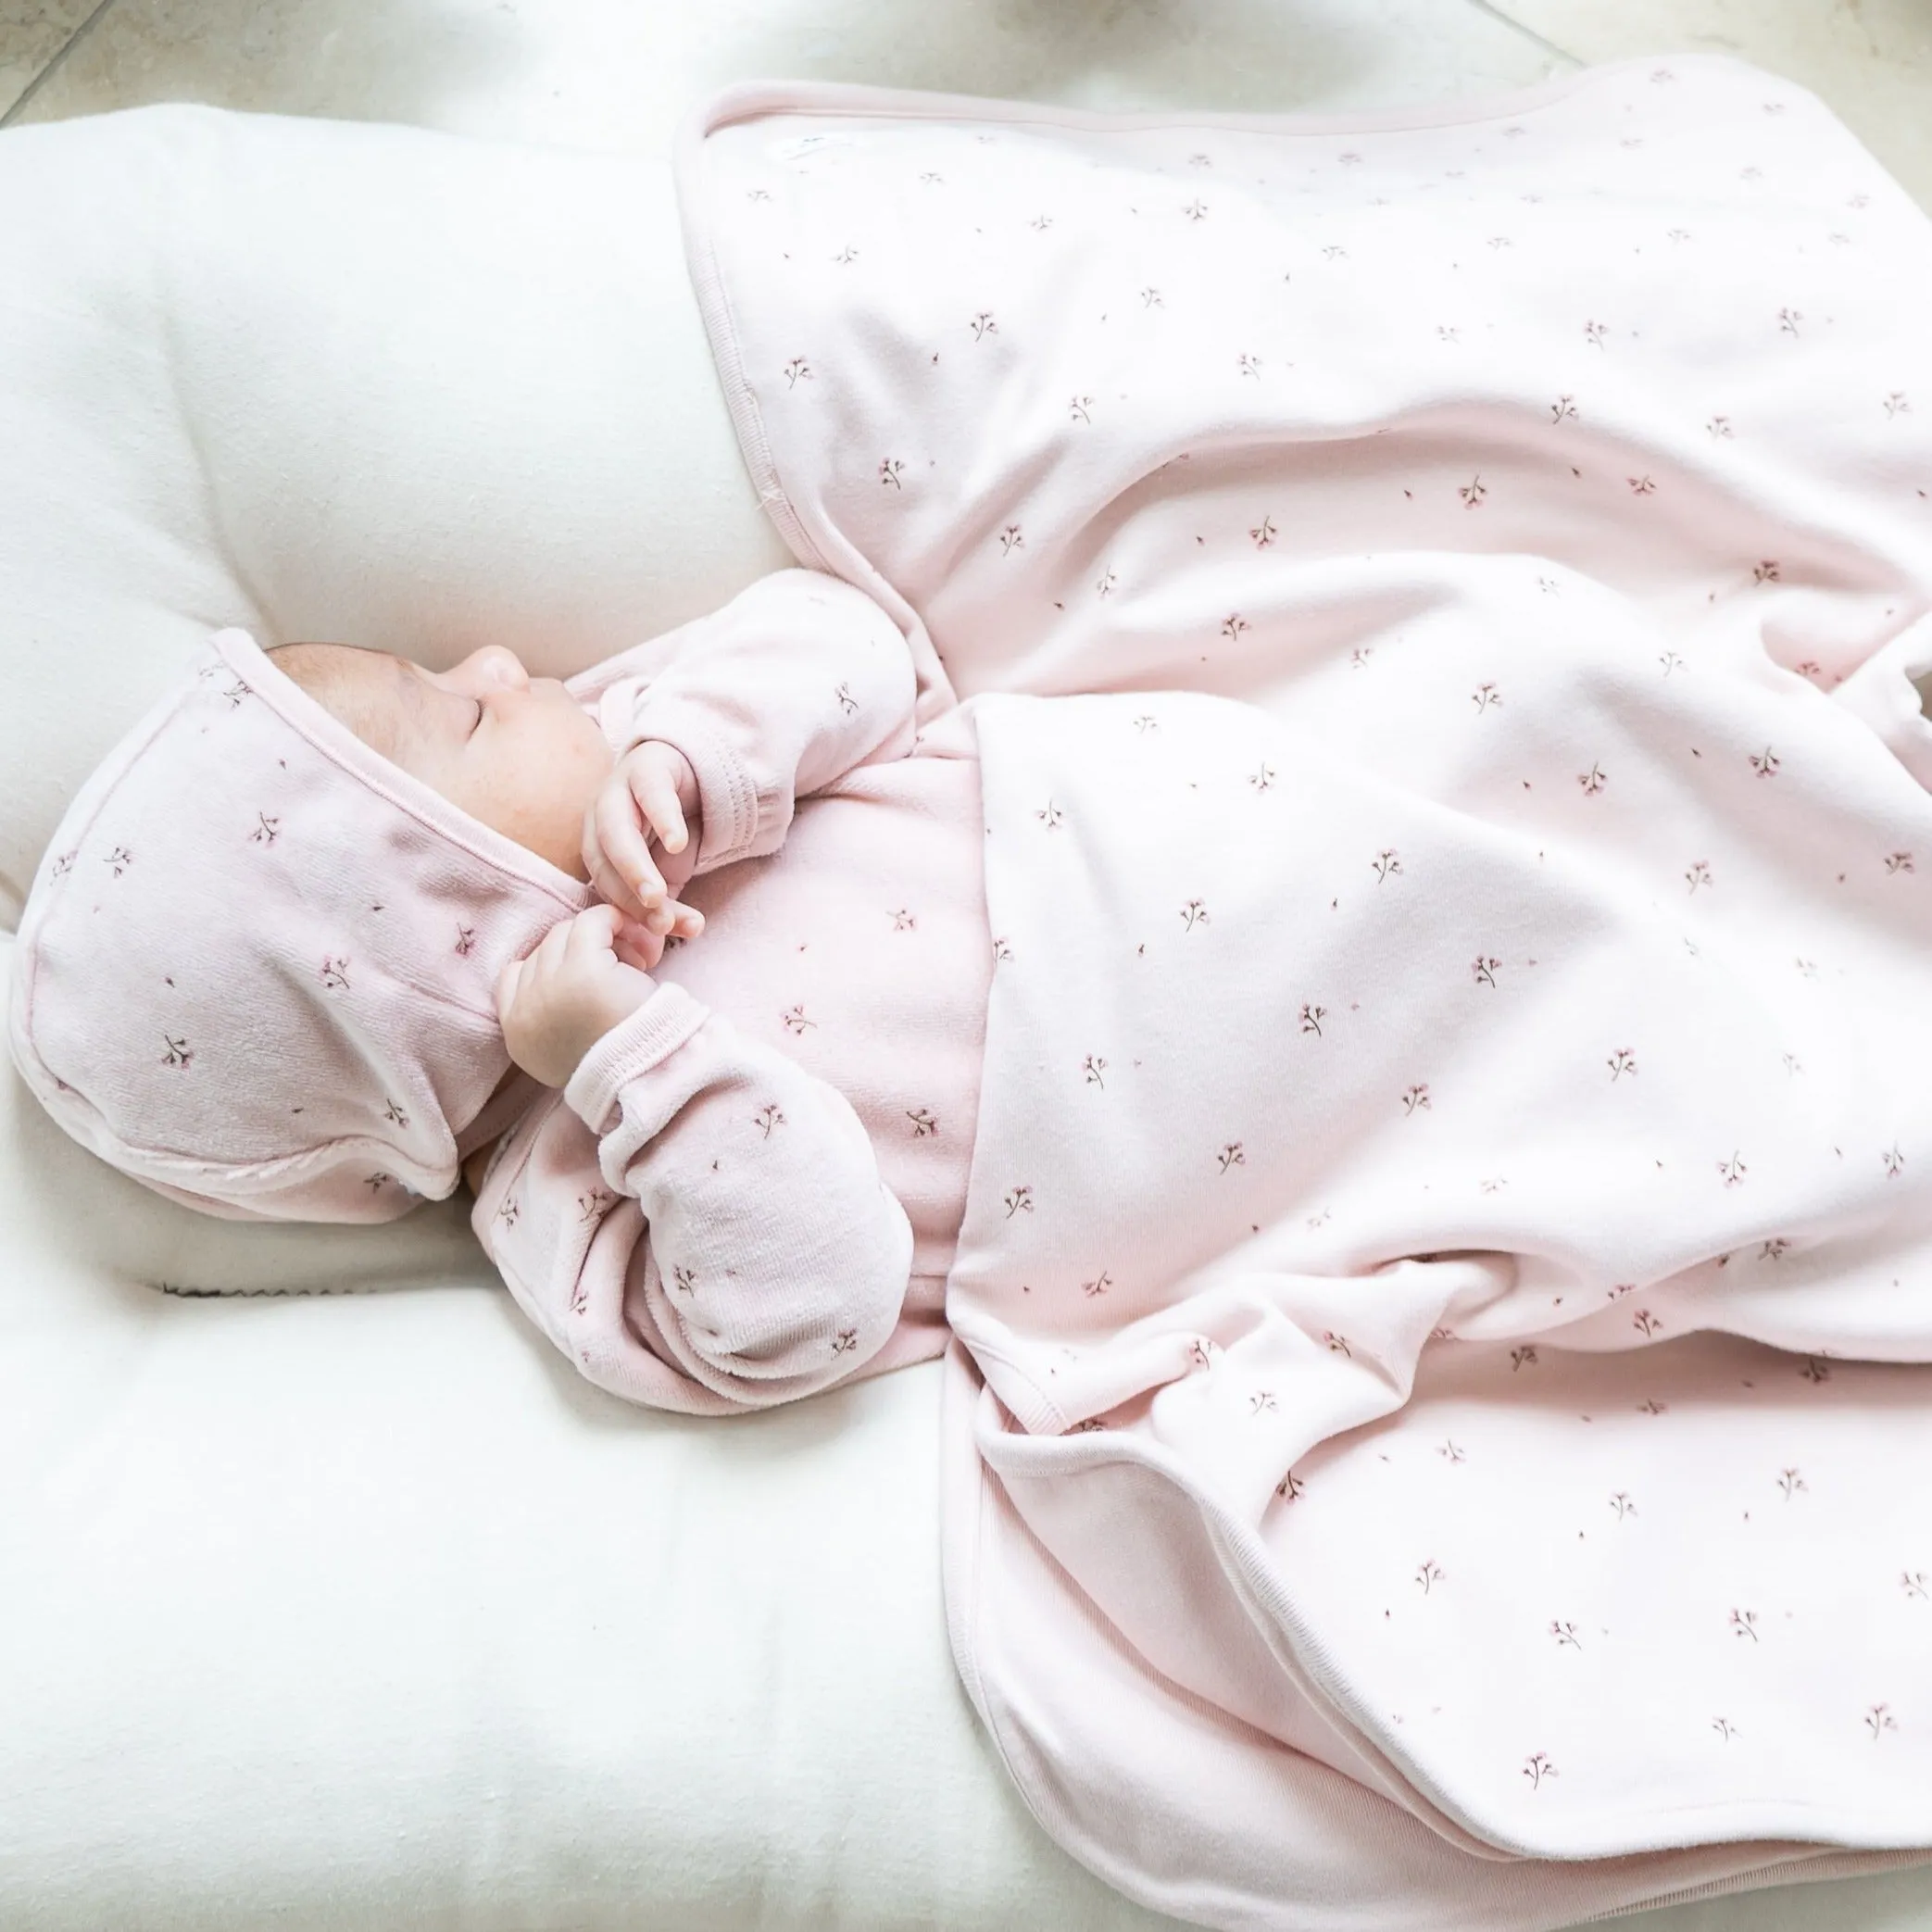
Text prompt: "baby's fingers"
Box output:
[[630, 756, 688, 856], [587, 781, 667, 923]]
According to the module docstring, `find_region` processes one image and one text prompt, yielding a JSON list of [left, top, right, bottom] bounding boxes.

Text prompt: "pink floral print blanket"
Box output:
[[675, 55, 1932, 1929]]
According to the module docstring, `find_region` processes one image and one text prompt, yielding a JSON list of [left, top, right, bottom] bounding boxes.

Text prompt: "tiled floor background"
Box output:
[[0, 0, 1927, 213]]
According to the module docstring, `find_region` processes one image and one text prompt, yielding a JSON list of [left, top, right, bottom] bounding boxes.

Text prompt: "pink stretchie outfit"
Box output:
[[470, 571, 991, 1415]]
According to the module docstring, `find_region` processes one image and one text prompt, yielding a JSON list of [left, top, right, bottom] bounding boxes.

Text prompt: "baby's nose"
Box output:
[[471, 645, 530, 691]]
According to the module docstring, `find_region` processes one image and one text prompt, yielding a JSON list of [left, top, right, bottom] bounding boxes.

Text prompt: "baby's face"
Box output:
[[269, 641, 612, 880]]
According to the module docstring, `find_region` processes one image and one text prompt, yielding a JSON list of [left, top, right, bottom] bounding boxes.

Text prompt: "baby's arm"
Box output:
[[472, 907, 912, 1413], [605, 569, 918, 882]]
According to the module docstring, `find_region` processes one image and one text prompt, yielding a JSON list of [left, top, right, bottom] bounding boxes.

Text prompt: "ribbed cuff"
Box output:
[[617, 699, 761, 872], [563, 980, 712, 1135]]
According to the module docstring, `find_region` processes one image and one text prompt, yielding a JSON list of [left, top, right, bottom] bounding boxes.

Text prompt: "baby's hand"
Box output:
[[584, 739, 706, 938], [496, 903, 664, 1089]]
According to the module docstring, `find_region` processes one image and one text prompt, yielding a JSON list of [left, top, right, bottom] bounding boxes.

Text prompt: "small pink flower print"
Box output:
[[1884, 1143, 1906, 1178], [1134, 713, 1159, 734], [1511, 1347, 1539, 1371], [1438, 1439, 1466, 1463], [783, 357, 812, 387], [1801, 1356, 1831, 1384], [222, 680, 251, 708], [753, 1103, 785, 1139], [1401, 1084, 1431, 1116], [1749, 746, 1780, 777], [104, 846, 132, 877], [1866, 1704, 1899, 1739], [1188, 1338, 1215, 1370], [1004, 1185, 1035, 1218], [1373, 849, 1402, 883], [1902, 1573, 1928, 1600], [1686, 859, 1712, 894], [1550, 1621, 1582, 1649], [1183, 198, 1208, 222], [671, 1264, 696, 1295], [1236, 353, 1262, 378], [1035, 799, 1063, 831], [249, 813, 280, 846], [970, 311, 997, 341], [1795, 958, 1819, 979], [1550, 395, 1577, 425], [1222, 611, 1250, 640], [1217, 1142, 1246, 1174], [907, 1108, 937, 1137], [1250, 514, 1276, 547], [1351, 646, 1373, 669], [1276, 1471, 1306, 1503], [1188, 153, 1211, 168], [1437, 326, 1461, 345], [1621, 136, 1645, 150], [383, 1099, 409, 1128], [1504, 121, 1529, 134], [1248, 1388, 1278, 1413], [1488, 235, 1512, 250], [998, 523, 1024, 556], [569, 1281, 589, 1315], [1778, 308, 1802, 336], [1638, 1397, 1668, 1414], [1660, 650, 1684, 676], [1179, 899, 1210, 932], [1082, 1272, 1113, 1298], [878, 458, 904, 490], [1459, 474, 1486, 508], [1752, 559, 1783, 585], [496, 1196, 520, 1228], [1472, 956, 1500, 987], [1083, 1055, 1107, 1088], [1610, 1492, 1637, 1520], [1632, 1309, 1662, 1338], [1479, 1176, 1507, 1194], [832, 1328, 859, 1355], [577, 1188, 613, 1224], [1717, 1151, 1747, 1187], [992, 936, 1014, 964], [1249, 762, 1275, 792], [1337, 149, 1363, 165], [1885, 851, 1915, 873], [50, 850, 75, 878], [1885, 392, 1912, 419], [1471, 682, 1501, 712], [1763, 99, 1787, 114], [746, 187, 772, 201], [1416, 1560, 1444, 1594], [833, 245, 859, 264], [1707, 415, 1733, 438], [1712, 1717, 1738, 1741], [1140, 287, 1162, 308], [320, 956, 351, 991], [1031, 215, 1054, 232], [1583, 320, 1608, 349], [1298, 1003, 1325, 1035], [161, 1035, 193, 1068], [1730, 1608, 1760, 1642], [1606, 1048, 1637, 1082], [1777, 1467, 1807, 1499], [456, 926, 476, 956], [891, 908, 916, 932], [782, 1006, 817, 1035], [365, 1172, 391, 1192], [919, 171, 943, 185], [1324, 1331, 1351, 1357], [1306, 1207, 1332, 1228], [1609, 1282, 1636, 1298], [1759, 1237, 1790, 1260], [1069, 395, 1093, 423], [1628, 474, 1656, 496]]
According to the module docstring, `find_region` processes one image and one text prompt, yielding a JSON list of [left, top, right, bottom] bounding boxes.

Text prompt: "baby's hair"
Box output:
[[268, 642, 401, 759]]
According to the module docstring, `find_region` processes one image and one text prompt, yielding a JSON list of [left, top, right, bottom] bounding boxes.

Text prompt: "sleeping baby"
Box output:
[[7, 570, 991, 1415]]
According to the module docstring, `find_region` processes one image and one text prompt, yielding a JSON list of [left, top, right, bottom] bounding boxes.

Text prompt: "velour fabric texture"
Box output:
[[6, 625, 594, 1222], [676, 50, 1932, 1931]]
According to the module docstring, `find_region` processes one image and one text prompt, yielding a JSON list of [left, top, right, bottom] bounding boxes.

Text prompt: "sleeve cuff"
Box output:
[[616, 698, 761, 872], [563, 980, 712, 1135]]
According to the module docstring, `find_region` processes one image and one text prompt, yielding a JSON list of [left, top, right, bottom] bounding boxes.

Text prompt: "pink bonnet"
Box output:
[[6, 627, 597, 1223]]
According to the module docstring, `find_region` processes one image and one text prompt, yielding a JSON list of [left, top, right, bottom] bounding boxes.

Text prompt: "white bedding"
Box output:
[[2, 77, 1930, 1932]]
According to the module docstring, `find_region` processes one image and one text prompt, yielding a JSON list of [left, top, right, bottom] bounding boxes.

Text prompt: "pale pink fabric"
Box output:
[[675, 49, 1932, 1931], [471, 573, 990, 1411]]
